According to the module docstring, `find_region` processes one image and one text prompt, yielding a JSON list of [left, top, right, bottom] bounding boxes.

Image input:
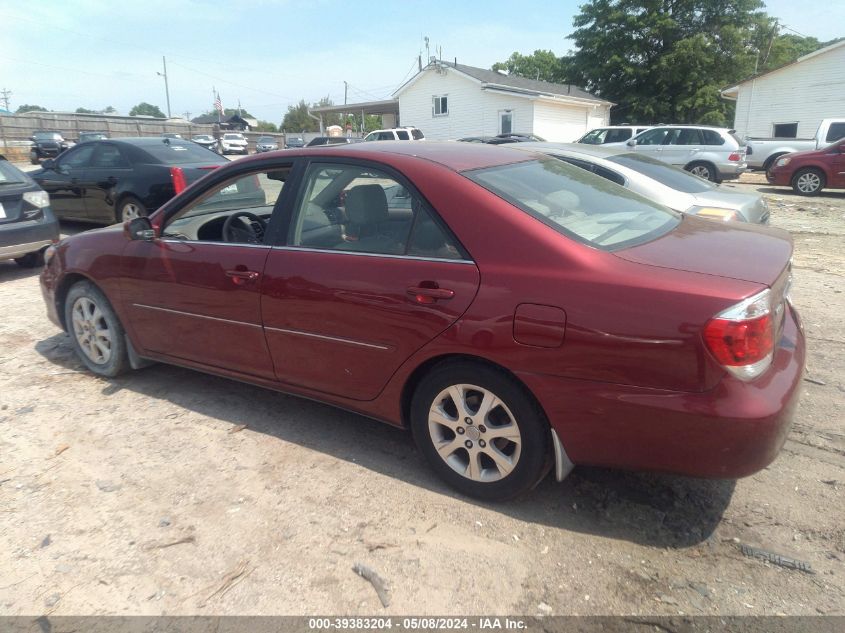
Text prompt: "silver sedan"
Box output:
[[515, 143, 768, 224]]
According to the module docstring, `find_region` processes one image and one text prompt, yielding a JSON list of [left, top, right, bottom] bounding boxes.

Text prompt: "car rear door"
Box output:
[[832, 141, 845, 187], [659, 128, 702, 167], [82, 143, 134, 223], [120, 161, 294, 379], [260, 158, 480, 401]]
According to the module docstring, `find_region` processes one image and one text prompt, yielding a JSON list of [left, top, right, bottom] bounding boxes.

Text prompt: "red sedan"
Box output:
[[40, 142, 804, 500], [766, 139, 845, 195]]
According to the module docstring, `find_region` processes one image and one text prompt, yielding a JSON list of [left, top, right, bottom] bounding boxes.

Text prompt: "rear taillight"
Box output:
[[728, 152, 742, 161], [170, 167, 188, 194], [703, 289, 774, 381]]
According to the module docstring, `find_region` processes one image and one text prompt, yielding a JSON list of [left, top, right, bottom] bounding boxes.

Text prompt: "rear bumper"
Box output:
[[0, 216, 59, 260], [519, 306, 805, 479], [718, 162, 747, 180]]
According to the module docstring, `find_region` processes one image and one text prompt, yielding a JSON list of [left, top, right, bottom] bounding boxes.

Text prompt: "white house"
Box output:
[[721, 39, 845, 139], [393, 61, 612, 142]]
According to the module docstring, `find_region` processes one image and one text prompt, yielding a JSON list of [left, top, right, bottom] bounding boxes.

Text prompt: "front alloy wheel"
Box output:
[[71, 296, 114, 365], [792, 169, 824, 195], [411, 362, 550, 500], [64, 281, 129, 377]]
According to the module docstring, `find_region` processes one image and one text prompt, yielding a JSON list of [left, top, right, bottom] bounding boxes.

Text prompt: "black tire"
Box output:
[[30, 152, 39, 165], [115, 195, 147, 224], [762, 153, 787, 172], [64, 281, 130, 378], [685, 161, 717, 182], [410, 361, 550, 501], [791, 168, 825, 196], [14, 250, 45, 268]]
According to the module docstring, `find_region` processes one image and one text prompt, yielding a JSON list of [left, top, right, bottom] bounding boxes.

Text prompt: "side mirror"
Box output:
[[126, 216, 156, 241], [626, 139, 637, 147], [41, 158, 56, 170]]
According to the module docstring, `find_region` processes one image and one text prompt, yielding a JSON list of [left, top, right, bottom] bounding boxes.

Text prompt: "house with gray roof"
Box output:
[[393, 60, 613, 141]]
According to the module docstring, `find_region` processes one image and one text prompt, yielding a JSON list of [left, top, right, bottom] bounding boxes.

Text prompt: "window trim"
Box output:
[[433, 94, 449, 117]]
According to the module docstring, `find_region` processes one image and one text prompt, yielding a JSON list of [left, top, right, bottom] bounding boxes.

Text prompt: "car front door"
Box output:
[[832, 143, 845, 187], [83, 143, 133, 223], [261, 159, 480, 401], [630, 127, 672, 158], [36, 144, 96, 221], [120, 162, 295, 379]]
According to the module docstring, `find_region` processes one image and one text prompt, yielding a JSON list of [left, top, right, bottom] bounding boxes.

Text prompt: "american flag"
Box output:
[[214, 92, 223, 113]]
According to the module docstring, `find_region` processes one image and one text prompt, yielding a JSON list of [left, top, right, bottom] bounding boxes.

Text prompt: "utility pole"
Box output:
[[0, 88, 11, 111], [183, 111, 191, 121], [156, 56, 171, 118]]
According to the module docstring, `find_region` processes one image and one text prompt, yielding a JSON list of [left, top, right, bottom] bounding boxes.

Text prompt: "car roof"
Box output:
[[97, 137, 198, 147], [247, 140, 538, 172]]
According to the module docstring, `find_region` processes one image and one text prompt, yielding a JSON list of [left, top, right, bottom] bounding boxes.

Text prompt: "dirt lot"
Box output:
[[1, 172, 843, 617]]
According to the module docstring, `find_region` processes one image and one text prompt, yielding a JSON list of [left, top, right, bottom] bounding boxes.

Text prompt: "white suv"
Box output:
[[627, 125, 747, 182], [363, 127, 425, 142], [219, 133, 249, 155], [576, 125, 652, 146]]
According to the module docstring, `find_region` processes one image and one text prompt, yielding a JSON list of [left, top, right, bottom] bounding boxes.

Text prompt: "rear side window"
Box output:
[[411, 129, 425, 140], [396, 130, 410, 140], [91, 144, 130, 169], [676, 129, 704, 145], [701, 130, 726, 145], [465, 159, 679, 251], [826, 122, 845, 143], [141, 141, 221, 165]]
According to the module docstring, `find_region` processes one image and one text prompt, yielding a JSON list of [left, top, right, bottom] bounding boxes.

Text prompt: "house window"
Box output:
[[772, 123, 798, 138], [433, 95, 448, 117], [499, 110, 513, 135]]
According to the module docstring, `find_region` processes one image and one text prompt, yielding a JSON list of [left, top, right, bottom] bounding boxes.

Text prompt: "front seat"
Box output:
[[341, 184, 402, 254]]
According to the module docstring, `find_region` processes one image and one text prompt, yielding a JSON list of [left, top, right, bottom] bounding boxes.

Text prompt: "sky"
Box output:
[[0, 0, 841, 123]]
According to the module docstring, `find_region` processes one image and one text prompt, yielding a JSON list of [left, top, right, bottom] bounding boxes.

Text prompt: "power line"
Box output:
[[0, 88, 11, 111]]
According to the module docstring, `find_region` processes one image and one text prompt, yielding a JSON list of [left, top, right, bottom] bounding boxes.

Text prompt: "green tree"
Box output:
[[16, 104, 48, 113], [566, 0, 769, 125], [129, 102, 166, 117], [492, 50, 571, 83], [254, 120, 278, 132], [281, 100, 317, 132], [75, 107, 97, 114], [102, 106, 117, 114]]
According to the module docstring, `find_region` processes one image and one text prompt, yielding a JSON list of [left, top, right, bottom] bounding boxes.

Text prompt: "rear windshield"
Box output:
[[0, 160, 30, 183], [33, 132, 62, 141], [224, 134, 244, 140], [606, 152, 715, 193], [141, 141, 221, 165], [257, 136, 274, 142], [465, 158, 679, 251]]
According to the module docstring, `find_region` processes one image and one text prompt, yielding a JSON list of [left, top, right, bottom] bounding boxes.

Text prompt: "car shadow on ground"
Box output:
[[35, 332, 737, 549], [758, 187, 845, 200], [0, 259, 42, 281]]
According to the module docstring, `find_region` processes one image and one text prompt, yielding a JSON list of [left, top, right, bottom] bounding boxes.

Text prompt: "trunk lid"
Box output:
[[614, 215, 792, 286]]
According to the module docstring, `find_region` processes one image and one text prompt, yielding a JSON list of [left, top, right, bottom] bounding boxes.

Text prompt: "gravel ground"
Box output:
[[1, 171, 843, 617]]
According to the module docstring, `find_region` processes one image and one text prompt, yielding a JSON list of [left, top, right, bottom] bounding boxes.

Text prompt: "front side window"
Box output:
[[58, 144, 95, 169], [289, 162, 465, 259], [825, 122, 845, 143], [163, 167, 290, 243], [634, 128, 671, 146], [465, 158, 679, 251], [604, 129, 632, 143], [433, 95, 448, 116]]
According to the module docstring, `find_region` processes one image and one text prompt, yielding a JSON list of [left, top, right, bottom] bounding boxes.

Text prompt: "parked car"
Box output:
[[575, 125, 652, 146], [191, 134, 218, 151], [484, 133, 546, 145], [363, 127, 425, 141], [255, 136, 279, 153], [745, 118, 845, 171], [40, 142, 803, 500], [627, 125, 747, 182], [0, 156, 59, 267], [219, 133, 249, 155], [456, 136, 494, 143], [30, 131, 74, 165], [766, 138, 845, 195], [515, 143, 769, 223], [284, 137, 305, 148], [78, 132, 109, 143], [161, 133, 183, 139], [30, 137, 227, 224], [306, 136, 358, 147]]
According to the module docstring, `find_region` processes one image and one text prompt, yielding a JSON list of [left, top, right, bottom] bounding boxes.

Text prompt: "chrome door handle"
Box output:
[[407, 285, 455, 304], [225, 269, 260, 285]]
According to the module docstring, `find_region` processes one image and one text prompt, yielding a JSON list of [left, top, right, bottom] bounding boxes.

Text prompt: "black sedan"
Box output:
[[31, 137, 227, 224], [0, 157, 59, 267]]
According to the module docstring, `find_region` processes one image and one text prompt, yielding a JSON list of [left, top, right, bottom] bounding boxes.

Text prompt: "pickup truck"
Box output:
[[745, 118, 845, 170]]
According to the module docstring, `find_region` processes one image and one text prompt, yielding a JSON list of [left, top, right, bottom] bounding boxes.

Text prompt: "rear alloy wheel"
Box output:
[[792, 168, 825, 196], [64, 281, 129, 377], [686, 162, 716, 182], [411, 362, 549, 500], [14, 251, 45, 268], [116, 196, 147, 223]]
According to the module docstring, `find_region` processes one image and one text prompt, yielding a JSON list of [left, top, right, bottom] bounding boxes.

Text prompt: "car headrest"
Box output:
[[345, 184, 388, 225]]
